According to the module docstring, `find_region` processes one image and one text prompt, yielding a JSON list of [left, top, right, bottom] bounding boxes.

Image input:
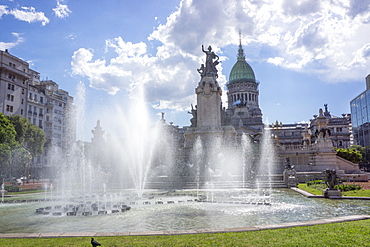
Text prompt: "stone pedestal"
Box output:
[[184, 73, 236, 148], [283, 169, 298, 187], [322, 188, 342, 198]]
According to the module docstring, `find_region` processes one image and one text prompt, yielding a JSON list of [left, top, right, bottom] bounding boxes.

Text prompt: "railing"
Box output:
[[280, 145, 315, 151]]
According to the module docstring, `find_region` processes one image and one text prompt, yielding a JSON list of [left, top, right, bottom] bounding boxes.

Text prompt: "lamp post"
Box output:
[[271, 120, 283, 145]]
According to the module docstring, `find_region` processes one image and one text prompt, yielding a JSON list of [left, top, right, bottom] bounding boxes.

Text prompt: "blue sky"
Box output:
[[1, 0, 370, 141]]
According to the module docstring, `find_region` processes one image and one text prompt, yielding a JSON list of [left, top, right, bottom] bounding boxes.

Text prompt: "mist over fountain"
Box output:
[[1, 45, 369, 234], [24, 44, 281, 220]]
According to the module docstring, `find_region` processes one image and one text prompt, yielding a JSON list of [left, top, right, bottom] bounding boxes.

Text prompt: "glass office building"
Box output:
[[351, 74, 370, 147]]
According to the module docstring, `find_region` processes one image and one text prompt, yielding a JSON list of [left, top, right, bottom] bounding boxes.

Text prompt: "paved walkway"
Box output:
[[1, 215, 369, 238]]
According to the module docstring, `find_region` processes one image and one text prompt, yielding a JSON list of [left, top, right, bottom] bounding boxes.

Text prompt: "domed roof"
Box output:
[[228, 42, 256, 84]]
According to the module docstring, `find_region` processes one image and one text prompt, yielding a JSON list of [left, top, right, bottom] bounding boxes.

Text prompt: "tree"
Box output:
[[7, 115, 46, 158], [335, 147, 362, 164], [8, 115, 29, 144], [0, 114, 45, 179], [0, 113, 17, 146], [0, 113, 19, 179], [24, 123, 46, 158]]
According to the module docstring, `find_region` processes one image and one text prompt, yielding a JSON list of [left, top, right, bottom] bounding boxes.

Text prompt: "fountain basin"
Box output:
[[0, 189, 369, 234]]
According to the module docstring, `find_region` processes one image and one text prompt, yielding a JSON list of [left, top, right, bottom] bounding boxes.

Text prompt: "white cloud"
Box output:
[[267, 57, 284, 66], [53, 1, 72, 18], [0, 33, 24, 50], [0, 5, 8, 17], [71, 0, 370, 113], [71, 37, 201, 111], [9, 6, 49, 25]]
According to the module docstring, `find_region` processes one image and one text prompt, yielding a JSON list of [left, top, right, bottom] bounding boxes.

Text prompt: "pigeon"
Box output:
[[91, 237, 101, 247]]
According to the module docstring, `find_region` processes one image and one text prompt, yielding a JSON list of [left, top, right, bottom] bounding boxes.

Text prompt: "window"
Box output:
[[21, 109, 24, 115], [22, 89, 24, 94], [337, 127, 342, 132], [8, 73, 15, 80], [21, 99, 24, 104], [6, 105, 13, 112], [7, 94, 14, 101], [40, 97, 43, 103]]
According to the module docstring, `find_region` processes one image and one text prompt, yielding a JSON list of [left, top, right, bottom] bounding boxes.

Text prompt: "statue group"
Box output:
[[323, 169, 338, 190], [197, 45, 219, 78]]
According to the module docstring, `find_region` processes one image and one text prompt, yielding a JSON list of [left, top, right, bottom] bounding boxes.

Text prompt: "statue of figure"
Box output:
[[197, 64, 205, 77], [188, 104, 197, 127], [285, 157, 294, 170], [323, 169, 338, 190], [201, 45, 219, 77]]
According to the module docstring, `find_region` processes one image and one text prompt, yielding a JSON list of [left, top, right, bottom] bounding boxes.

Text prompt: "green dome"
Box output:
[[228, 43, 255, 84]]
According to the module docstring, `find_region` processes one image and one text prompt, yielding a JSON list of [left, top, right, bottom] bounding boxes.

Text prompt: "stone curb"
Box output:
[[0, 215, 369, 238]]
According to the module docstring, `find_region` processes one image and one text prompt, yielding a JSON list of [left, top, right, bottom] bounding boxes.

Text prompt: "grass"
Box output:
[[1, 219, 370, 246], [297, 184, 322, 195], [8, 190, 44, 195], [342, 189, 370, 197], [297, 183, 370, 197]]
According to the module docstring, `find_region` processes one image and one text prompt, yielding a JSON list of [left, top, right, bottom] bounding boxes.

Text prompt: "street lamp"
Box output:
[[271, 120, 283, 145]]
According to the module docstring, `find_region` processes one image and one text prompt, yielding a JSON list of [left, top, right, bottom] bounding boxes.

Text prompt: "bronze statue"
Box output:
[[201, 45, 219, 77], [324, 169, 338, 190], [188, 104, 197, 127]]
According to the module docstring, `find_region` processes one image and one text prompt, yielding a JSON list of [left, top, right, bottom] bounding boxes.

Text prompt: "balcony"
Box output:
[[0, 62, 30, 78]]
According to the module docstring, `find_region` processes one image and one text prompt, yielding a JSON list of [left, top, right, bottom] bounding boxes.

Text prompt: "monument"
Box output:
[[322, 169, 342, 198], [184, 45, 236, 148], [283, 157, 298, 187]]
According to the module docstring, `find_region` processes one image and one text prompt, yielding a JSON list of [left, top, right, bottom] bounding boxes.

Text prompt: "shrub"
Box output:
[[335, 184, 362, 192], [4, 185, 20, 192], [306, 180, 324, 186]]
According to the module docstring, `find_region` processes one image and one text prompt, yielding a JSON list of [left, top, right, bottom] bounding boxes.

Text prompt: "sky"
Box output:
[[1, 0, 370, 141]]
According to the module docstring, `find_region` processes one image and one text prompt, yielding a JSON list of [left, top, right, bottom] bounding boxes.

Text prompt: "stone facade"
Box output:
[[185, 46, 236, 148], [223, 37, 264, 136], [0, 50, 29, 118], [0, 50, 74, 177], [271, 105, 351, 149]]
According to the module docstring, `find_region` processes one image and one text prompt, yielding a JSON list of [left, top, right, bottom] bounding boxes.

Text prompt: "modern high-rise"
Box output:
[[350, 74, 370, 147]]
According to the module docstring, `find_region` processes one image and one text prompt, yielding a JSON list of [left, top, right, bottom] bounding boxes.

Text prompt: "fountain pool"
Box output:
[[1, 189, 369, 234]]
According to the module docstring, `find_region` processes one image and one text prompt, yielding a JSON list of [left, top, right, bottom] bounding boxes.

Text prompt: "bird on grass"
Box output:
[[91, 237, 101, 247]]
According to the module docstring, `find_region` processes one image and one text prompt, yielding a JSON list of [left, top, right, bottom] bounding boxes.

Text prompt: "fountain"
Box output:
[[1, 45, 369, 235], [1, 179, 4, 203]]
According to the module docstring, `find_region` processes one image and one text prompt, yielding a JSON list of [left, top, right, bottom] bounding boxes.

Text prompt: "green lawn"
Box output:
[[1, 219, 370, 246], [8, 190, 44, 195], [297, 184, 322, 195], [297, 183, 370, 197]]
